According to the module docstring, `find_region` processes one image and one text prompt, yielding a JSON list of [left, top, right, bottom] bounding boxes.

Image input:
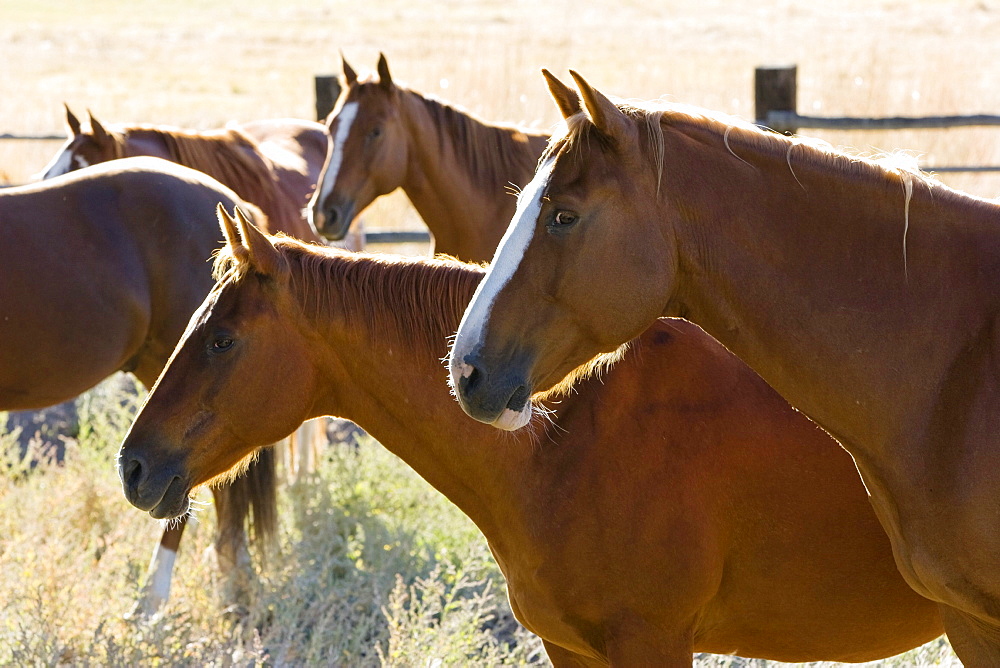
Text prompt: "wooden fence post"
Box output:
[[754, 65, 797, 134], [314, 75, 343, 121]]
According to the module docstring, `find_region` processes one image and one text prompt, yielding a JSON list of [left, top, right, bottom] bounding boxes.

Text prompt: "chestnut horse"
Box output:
[[308, 53, 549, 261], [450, 70, 1000, 662], [1, 157, 276, 616], [38, 105, 363, 248], [117, 207, 942, 665]]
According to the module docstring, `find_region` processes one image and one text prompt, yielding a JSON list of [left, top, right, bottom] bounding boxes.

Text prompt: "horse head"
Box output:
[[449, 70, 677, 429], [37, 107, 119, 179], [118, 205, 318, 519], [308, 52, 409, 241]]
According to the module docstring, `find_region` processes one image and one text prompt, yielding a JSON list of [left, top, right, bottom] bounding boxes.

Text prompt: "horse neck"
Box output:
[[661, 121, 1000, 452], [119, 127, 173, 161], [300, 253, 534, 533], [397, 90, 547, 261]]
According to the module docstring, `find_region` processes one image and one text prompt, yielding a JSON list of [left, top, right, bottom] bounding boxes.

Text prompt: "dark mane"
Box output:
[[408, 88, 548, 196], [115, 124, 298, 233], [216, 237, 485, 355]]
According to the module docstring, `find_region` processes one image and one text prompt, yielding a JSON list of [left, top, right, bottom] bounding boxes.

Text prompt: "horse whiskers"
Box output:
[[186, 496, 210, 519], [496, 404, 549, 452], [441, 350, 462, 399], [505, 181, 523, 198], [533, 403, 565, 435], [162, 511, 191, 532]]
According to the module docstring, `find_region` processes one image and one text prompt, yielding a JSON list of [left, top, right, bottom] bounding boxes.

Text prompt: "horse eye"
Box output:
[[552, 211, 578, 227], [367, 127, 382, 140], [211, 336, 235, 352]]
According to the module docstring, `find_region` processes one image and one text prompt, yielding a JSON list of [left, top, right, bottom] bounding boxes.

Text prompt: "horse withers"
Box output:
[[117, 208, 942, 665], [449, 69, 1000, 663], [1, 156, 277, 616]]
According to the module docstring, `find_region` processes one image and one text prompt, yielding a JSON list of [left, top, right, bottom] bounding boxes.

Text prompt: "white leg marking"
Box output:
[[310, 101, 359, 229], [149, 544, 177, 602], [448, 158, 555, 392], [136, 544, 177, 616]]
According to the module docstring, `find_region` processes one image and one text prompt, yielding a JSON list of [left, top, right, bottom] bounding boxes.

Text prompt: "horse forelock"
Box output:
[[211, 245, 250, 284], [542, 105, 666, 188]]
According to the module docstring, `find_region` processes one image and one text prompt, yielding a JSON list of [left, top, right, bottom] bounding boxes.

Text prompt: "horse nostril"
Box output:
[[325, 206, 340, 228], [121, 455, 145, 491], [458, 363, 481, 398]]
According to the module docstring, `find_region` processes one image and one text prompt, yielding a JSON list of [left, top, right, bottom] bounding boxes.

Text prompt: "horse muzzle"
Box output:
[[312, 201, 356, 241], [453, 352, 533, 431], [119, 449, 191, 520]]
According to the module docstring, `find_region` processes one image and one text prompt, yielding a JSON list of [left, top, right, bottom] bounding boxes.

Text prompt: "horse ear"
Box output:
[[542, 69, 581, 119], [233, 205, 285, 278], [569, 70, 631, 142], [217, 203, 243, 255], [376, 52, 393, 91], [341, 51, 358, 87], [64, 103, 82, 136], [87, 110, 111, 145]]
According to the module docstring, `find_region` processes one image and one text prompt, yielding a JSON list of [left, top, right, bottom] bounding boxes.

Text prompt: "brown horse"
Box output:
[[1, 157, 277, 616], [117, 208, 943, 665], [308, 53, 550, 262], [38, 105, 363, 247], [38, 105, 362, 479], [449, 69, 1000, 662]]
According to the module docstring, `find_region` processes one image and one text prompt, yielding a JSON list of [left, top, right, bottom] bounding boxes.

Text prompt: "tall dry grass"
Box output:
[[0, 376, 962, 666], [0, 377, 544, 665]]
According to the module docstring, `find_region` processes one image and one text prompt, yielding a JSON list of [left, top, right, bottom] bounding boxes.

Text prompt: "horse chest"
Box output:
[[500, 557, 609, 661]]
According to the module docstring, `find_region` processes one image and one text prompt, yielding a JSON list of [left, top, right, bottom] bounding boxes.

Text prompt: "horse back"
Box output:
[[0, 157, 258, 406]]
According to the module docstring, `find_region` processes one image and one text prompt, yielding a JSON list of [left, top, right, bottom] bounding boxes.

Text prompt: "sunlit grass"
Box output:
[[0, 377, 543, 664]]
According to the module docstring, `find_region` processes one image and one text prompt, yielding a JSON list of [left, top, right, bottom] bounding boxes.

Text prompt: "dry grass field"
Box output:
[[1, 0, 996, 664]]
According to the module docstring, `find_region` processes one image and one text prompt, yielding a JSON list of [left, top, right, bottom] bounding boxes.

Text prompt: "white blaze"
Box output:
[[311, 101, 359, 226], [448, 158, 555, 430], [35, 141, 82, 180]]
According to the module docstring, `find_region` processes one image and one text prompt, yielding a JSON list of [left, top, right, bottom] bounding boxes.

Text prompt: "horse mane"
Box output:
[[213, 235, 645, 421], [404, 87, 548, 196], [548, 98, 1000, 278], [110, 124, 300, 233], [214, 237, 485, 355], [544, 99, 959, 202]]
